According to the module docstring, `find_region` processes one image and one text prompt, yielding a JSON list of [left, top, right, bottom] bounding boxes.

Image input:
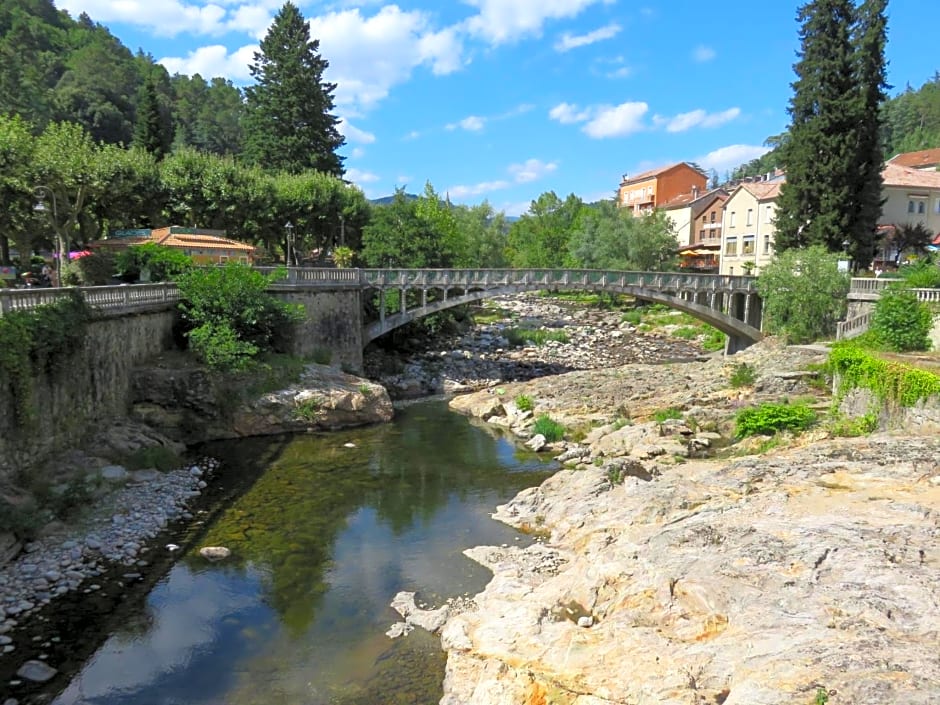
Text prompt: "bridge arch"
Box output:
[[360, 275, 763, 354]]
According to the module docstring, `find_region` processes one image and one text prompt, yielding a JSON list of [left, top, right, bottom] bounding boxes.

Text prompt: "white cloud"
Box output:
[[350, 147, 366, 159], [225, 4, 274, 38], [548, 102, 592, 124], [448, 180, 511, 198], [310, 6, 465, 114], [58, 0, 228, 37], [695, 144, 771, 174], [338, 118, 376, 144], [554, 22, 621, 52], [606, 66, 632, 79], [463, 0, 615, 45], [160, 44, 256, 81], [345, 167, 381, 184], [447, 115, 486, 131], [693, 45, 716, 62], [403, 130, 422, 141], [654, 107, 741, 133], [582, 102, 649, 138], [396, 175, 411, 184], [509, 158, 558, 183]]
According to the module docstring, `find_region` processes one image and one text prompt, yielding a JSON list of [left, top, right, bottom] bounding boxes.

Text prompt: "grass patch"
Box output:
[[514, 394, 534, 412], [729, 362, 757, 388], [532, 414, 565, 442], [295, 395, 325, 422], [671, 325, 700, 340], [472, 305, 511, 324], [504, 327, 570, 346], [621, 309, 643, 325], [653, 407, 683, 423], [701, 327, 726, 351]]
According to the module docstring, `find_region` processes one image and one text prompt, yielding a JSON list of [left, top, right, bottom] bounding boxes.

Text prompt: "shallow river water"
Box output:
[[45, 400, 555, 705]]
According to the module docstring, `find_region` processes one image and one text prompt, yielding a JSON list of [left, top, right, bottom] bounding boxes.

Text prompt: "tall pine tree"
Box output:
[[775, 0, 887, 270], [242, 2, 345, 176], [132, 74, 173, 159]]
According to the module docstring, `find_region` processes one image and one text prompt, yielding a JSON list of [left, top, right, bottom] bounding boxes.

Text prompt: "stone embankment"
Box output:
[[439, 340, 940, 704]]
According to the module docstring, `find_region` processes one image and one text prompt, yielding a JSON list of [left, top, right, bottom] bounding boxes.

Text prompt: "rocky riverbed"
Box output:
[[436, 337, 940, 704]]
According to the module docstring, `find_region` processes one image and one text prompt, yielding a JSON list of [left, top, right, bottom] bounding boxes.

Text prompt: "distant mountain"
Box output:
[[369, 193, 419, 206]]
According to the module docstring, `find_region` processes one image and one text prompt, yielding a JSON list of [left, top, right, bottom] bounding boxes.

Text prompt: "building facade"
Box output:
[[91, 226, 256, 265], [718, 180, 783, 276], [618, 162, 707, 216]]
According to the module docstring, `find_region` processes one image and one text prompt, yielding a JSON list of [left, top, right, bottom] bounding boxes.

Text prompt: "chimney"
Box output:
[[692, 185, 699, 198]]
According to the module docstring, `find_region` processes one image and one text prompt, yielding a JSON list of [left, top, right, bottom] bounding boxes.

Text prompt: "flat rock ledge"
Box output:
[[441, 344, 940, 704]]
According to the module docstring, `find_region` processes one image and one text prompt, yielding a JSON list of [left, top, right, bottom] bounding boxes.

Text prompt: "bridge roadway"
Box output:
[[0, 268, 766, 354]]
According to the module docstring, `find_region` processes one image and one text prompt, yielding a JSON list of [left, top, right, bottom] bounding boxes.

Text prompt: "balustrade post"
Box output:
[[0, 290, 9, 316], [400, 288, 407, 314]]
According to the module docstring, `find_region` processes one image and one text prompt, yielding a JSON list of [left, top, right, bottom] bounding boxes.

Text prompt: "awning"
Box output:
[[680, 248, 716, 256]]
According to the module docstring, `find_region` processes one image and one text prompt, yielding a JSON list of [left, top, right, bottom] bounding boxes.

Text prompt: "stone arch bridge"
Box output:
[[266, 268, 764, 355]]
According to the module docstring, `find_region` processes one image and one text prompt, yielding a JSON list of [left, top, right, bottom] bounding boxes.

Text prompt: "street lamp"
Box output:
[[284, 221, 294, 266], [34, 185, 62, 286]]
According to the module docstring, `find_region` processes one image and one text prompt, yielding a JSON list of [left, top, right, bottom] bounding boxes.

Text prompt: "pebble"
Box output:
[[0, 459, 219, 628]]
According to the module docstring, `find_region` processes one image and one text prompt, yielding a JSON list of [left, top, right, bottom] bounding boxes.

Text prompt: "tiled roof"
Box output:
[[620, 162, 705, 186], [660, 187, 728, 210], [888, 148, 940, 169], [881, 162, 940, 189], [155, 231, 255, 252], [690, 190, 729, 218], [738, 181, 784, 200]]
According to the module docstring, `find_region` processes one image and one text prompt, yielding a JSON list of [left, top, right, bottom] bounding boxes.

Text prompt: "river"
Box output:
[[40, 400, 555, 705]]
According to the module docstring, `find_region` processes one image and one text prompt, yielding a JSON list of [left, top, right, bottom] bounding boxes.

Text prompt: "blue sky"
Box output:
[[57, 0, 940, 215]]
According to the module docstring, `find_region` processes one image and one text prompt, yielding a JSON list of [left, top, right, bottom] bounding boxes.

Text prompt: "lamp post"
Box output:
[[284, 221, 294, 266], [34, 185, 62, 286]]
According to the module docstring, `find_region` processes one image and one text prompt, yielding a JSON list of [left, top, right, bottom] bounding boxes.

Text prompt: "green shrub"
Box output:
[[68, 251, 116, 285], [515, 394, 534, 412], [115, 242, 194, 282], [532, 414, 565, 442], [730, 362, 757, 388], [870, 287, 933, 352], [898, 257, 940, 288], [176, 263, 303, 371], [827, 344, 940, 407], [653, 407, 683, 423], [295, 396, 325, 422], [735, 402, 816, 437]]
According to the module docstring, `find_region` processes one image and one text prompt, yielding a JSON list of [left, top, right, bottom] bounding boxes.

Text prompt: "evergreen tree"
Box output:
[[242, 2, 344, 176], [132, 75, 173, 159], [775, 0, 888, 270]]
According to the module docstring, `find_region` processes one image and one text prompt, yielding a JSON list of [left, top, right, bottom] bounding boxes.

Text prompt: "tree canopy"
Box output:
[[242, 2, 345, 176]]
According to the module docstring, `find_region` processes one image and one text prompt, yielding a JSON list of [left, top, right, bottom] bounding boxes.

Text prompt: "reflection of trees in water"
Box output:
[[193, 402, 553, 634]]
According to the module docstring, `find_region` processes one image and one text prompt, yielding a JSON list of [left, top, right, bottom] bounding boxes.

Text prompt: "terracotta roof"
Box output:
[[881, 162, 940, 189], [660, 187, 728, 210], [737, 181, 784, 200], [690, 190, 729, 218], [88, 227, 255, 253], [619, 162, 705, 186], [888, 148, 940, 169]]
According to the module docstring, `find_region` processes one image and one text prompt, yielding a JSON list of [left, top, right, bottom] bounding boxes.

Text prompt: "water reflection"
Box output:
[[51, 401, 554, 705]]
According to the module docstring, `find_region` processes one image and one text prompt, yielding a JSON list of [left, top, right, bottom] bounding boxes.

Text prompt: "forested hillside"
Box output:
[[0, 0, 244, 153], [729, 73, 940, 182]]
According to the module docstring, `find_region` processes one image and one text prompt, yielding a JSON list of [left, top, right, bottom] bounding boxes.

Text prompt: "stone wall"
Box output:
[[0, 310, 176, 479], [272, 289, 364, 372]]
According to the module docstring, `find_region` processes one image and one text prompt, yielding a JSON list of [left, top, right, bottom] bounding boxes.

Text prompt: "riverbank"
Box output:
[[441, 339, 940, 704]]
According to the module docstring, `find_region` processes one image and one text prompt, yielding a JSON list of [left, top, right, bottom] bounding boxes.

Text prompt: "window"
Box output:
[[725, 238, 737, 256], [918, 200, 926, 214], [746, 209, 753, 226], [763, 235, 772, 255], [729, 211, 736, 227], [742, 238, 755, 255], [935, 198, 940, 214], [764, 206, 773, 223], [908, 200, 916, 213], [710, 211, 716, 223], [700, 229, 706, 241]]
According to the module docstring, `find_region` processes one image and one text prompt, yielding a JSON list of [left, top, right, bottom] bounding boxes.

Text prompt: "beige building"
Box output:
[[876, 162, 940, 265], [718, 180, 783, 276]]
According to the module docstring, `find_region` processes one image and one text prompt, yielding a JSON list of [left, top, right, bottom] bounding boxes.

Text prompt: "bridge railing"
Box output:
[[0, 283, 178, 317]]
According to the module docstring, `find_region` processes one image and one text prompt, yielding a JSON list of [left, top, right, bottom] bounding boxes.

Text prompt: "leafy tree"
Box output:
[[242, 1, 344, 175], [871, 287, 932, 352], [360, 190, 452, 268], [452, 201, 508, 268], [775, 0, 887, 269], [0, 115, 40, 265], [170, 73, 244, 155], [886, 222, 934, 266], [176, 263, 303, 370], [756, 245, 850, 343], [506, 191, 583, 268], [568, 201, 676, 271]]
